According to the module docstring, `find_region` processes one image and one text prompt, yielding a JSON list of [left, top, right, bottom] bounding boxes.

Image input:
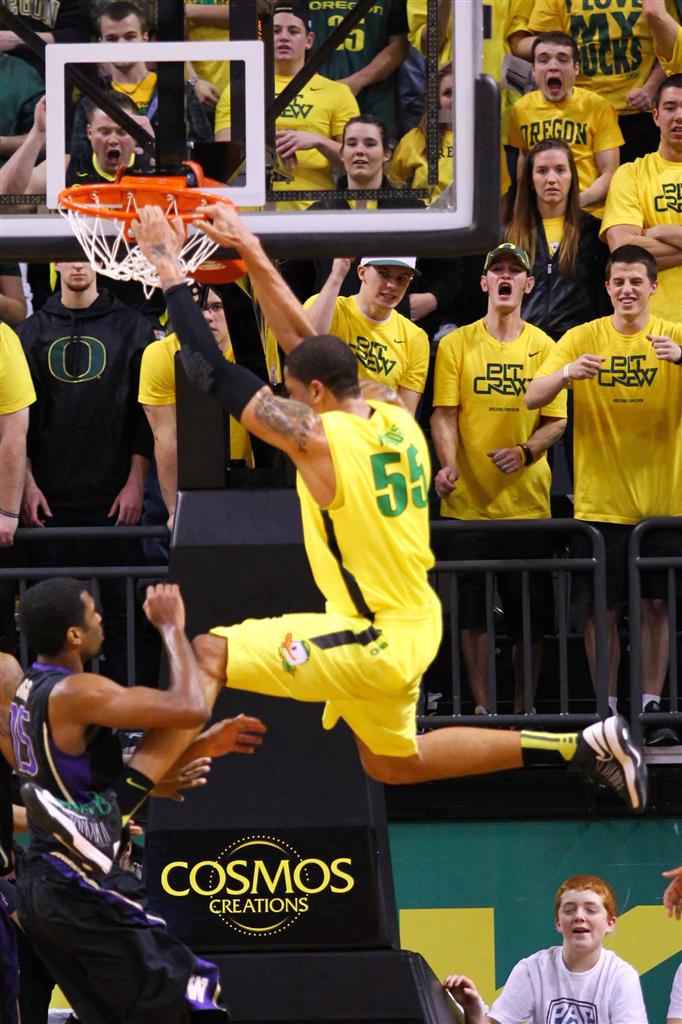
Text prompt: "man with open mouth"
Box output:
[[509, 31, 623, 219]]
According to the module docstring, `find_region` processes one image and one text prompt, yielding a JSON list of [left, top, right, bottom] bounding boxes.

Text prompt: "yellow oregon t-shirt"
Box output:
[[509, 87, 623, 214], [534, 315, 682, 522], [433, 320, 566, 521], [528, 0, 678, 114], [601, 150, 682, 323], [0, 322, 35, 414], [658, 24, 682, 73], [303, 294, 429, 394], [215, 72, 359, 209], [390, 127, 453, 201], [298, 398, 436, 616], [138, 332, 251, 462]]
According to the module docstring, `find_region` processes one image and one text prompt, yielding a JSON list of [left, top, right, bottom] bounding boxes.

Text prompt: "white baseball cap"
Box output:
[[359, 256, 419, 274]]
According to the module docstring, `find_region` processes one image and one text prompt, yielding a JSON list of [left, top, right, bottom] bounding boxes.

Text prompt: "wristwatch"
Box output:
[[519, 443, 534, 466], [188, 76, 198, 87]]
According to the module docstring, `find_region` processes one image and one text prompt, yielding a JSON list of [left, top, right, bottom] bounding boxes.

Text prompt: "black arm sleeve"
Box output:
[[165, 282, 266, 421]]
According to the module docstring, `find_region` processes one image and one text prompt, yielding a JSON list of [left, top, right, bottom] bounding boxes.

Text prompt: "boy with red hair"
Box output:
[[444, 874, 647, 1023]]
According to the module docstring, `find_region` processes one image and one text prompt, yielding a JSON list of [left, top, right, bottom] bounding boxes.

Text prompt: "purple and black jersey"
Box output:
[[9, 664, 123, 856]]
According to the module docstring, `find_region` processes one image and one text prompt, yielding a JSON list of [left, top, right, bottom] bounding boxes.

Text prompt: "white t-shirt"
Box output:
[[669, 961, 682, 1017], [489, 946, 648, 1024]]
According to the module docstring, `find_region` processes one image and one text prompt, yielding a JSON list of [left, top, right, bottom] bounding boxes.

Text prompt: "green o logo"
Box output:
[[47, 336, 107, 382]]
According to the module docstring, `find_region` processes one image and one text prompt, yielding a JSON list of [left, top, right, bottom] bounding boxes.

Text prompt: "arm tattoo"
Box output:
[[359, 379, 403, 407], [253, 390, 319, 453]]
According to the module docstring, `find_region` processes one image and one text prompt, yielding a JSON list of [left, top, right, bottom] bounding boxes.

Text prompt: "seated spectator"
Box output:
[[282, 114, 463, 343], [601, 73, 682, 324], [511, 0, 672, 163], [139, 284, 253, 530], [215, 3, 359, 209], [303, 256, 429, 415], [444, 875, 648, 1023], [390, 64, 453, 201], [507, 139, 608, 340], [0, 53, 43, 172], [431, 244, 566, 714], [508, 32, 622, 216], [69, 1, 212, 160], [0, 265, 27, 328], [644, 0, 682, 74], [307, 0, 408, 142]]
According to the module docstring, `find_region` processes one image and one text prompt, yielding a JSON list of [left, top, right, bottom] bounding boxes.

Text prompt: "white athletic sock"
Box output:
[[642, 692, 659, 710], [608, 697, 618, 716]]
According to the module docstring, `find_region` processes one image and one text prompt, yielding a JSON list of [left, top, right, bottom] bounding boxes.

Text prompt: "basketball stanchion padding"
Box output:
[[58, 162, 247, 296]]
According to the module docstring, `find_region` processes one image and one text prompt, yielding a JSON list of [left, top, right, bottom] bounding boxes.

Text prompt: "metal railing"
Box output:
[[0, 526, 168, 684], [628, 517, 682, 734], [419, 519, 610, 728]]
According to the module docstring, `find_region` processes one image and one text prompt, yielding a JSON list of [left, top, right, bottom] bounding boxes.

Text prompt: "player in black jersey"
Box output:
[[2, 577, 265, 1024]]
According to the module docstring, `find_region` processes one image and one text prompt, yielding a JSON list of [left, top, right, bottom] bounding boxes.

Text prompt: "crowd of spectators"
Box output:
[[0, 0, 681, 726], [0, 5, 681, 1021]]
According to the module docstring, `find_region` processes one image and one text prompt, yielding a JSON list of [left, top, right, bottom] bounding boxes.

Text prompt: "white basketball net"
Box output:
[[58, 188, 220, 298]]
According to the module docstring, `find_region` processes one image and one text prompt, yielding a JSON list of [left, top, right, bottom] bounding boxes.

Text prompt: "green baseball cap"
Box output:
[[484, 243, 531, 273]]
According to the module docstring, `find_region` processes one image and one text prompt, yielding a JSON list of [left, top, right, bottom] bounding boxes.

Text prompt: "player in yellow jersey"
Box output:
[[139, 284, 252, 530], [526, 244, 682, 741], [21, 206, 648, 872], [431, 243, 567, 716], [72, 201, 641, 822], [0, 322, 35, 547], [601, 74, 682, 324], [644, 0, 682, 74]]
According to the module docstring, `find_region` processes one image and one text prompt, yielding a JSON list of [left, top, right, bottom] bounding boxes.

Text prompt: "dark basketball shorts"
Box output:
[[572, 521, 682, 607], [16, 852, 226, 1024], [0, 877, 19, 1024]]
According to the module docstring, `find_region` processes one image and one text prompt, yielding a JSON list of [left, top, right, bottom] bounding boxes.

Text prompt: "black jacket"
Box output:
[[520, 212, 610, 341], [19, 289, 154, 510]]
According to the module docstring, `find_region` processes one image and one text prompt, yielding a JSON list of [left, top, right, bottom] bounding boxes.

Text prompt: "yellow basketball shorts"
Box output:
[[210, 602, 442, 758]]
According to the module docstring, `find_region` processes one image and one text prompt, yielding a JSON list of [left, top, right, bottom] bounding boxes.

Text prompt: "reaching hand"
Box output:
[[153, 756, 212, 801], [130, 206, 185, 266], [648, 334, 682, 364], [196, 201, 255, 253], [663, 866, 682, 918], [564, 354, 605, 381], [196, 714, 267, 756], [143, 583, 186, 632], [435, 465, 458, 498]]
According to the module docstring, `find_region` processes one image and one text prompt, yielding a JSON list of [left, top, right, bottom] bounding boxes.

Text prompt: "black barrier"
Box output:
[[628, 517, 682, 735], [422, 518, 610, 727], [0, 525, 168, 682]]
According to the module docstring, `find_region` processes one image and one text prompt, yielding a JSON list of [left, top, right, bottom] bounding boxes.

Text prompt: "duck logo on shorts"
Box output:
[[278, 633, 311, 674], [547, 998, 597, 1024]]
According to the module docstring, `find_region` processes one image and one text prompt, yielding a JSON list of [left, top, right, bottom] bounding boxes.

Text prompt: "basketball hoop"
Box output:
[[58, 164, 247, 298]]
